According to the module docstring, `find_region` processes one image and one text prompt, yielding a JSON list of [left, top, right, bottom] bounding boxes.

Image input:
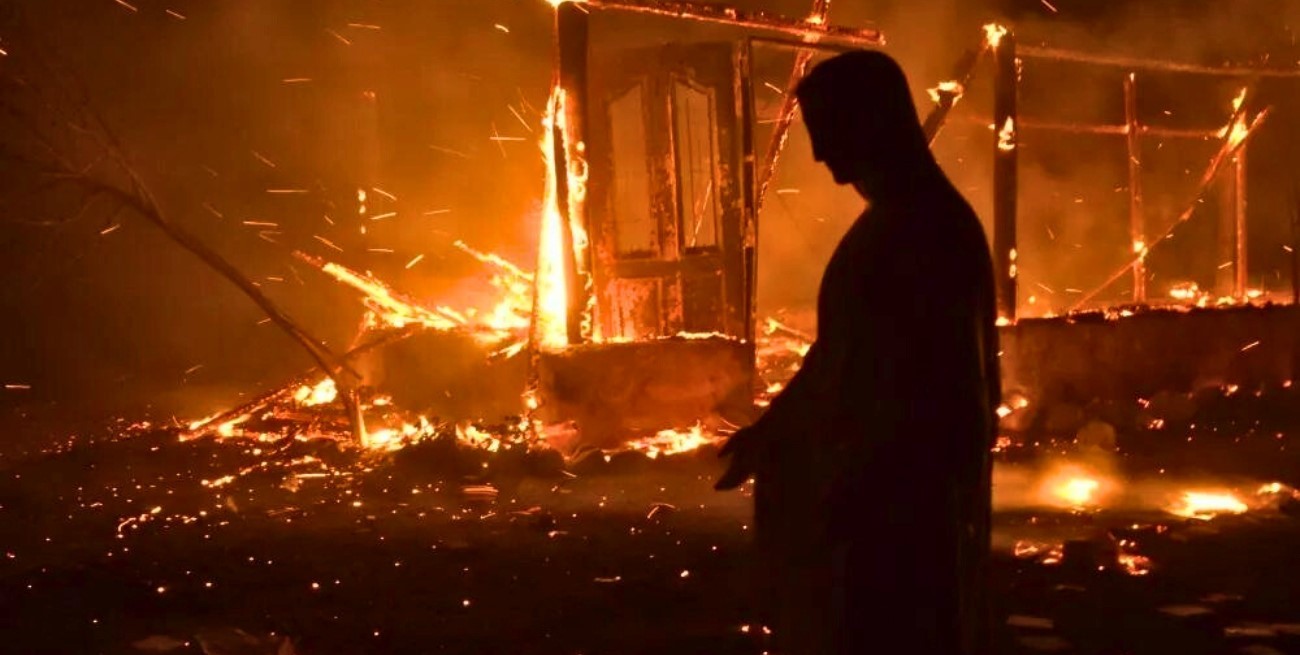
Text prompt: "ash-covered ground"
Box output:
[[3, 389, 1300, 655]]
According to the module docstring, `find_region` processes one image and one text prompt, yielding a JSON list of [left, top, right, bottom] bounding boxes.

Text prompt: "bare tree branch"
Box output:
[[0, 4, 367, 439]]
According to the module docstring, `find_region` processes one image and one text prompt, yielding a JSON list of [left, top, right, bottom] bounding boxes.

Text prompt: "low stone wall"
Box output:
[[1000, 304, 1300, 407], [536, 338, 755, 449]]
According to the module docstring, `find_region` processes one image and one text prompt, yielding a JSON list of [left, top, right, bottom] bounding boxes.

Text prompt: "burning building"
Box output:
[[166, 0, 1300, 459], [4, 0, 1298, 460]]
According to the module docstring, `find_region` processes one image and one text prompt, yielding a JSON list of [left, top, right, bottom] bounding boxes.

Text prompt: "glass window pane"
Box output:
[[673, 80, 718, 250], [609, 85, 657, 256]]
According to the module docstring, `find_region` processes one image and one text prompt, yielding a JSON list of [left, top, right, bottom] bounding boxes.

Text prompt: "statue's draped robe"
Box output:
[[752, 180, 999, 655]]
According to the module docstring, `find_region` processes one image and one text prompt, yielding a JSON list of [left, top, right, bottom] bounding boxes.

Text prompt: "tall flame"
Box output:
[[535, 84, 594, 349], [535, 87, 571, 350]]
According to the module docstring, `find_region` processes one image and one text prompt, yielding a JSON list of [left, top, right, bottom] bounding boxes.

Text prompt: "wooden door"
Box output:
[[587, 43, 747, 341]]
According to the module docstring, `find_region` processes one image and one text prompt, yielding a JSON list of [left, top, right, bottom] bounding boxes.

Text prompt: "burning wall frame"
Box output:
[[925, 27, 1295, 319], [925, 30, 1300, 409], [542, 0, 881, 347]]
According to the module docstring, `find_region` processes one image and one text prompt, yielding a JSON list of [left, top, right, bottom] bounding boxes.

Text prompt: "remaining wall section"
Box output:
[[1000, 305, 1300, 405]]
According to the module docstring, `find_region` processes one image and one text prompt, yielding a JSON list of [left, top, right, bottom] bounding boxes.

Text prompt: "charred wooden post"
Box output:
[[1234, 128, 1248, 298], [992, 27, 1018, 320], [736, 41, 760, 344], [1215, 113, 1249, 299], [1216, 166, 1236, 296], [1292, 185, 1300, 305], [1123, 73, 1146, 303], [555, 2, 593, 344]]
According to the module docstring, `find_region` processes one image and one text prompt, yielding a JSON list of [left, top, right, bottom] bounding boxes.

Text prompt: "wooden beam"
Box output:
[[738, 40, 759, 345], [1019, 44, 1300, 78], [1234, 128, 1248, 298], [956, 114, 1220, 139]]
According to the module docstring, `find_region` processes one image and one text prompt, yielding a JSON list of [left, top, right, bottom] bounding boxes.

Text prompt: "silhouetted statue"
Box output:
[[717, 50, 1001, 655]]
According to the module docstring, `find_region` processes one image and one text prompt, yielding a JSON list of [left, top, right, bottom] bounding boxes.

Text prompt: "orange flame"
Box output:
[[1039, 463, 1112, 510], [624, 424, 723, 459], [535, 88, 571, 350], [996, 117, 1016, 152], [926, 80, 964, 105], [1168, 490, 1248, 520], [535, 85, 595, 349], [983, 23, 1008, 49], [294, 378, 338, 407], [315, 259, 463, 331]]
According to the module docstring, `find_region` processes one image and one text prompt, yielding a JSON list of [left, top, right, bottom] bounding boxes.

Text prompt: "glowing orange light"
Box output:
[[983, 23, 1008, 49], [624, 424, 722, 459], [294, 378, 338, 407], [926, 80, 964, 105], [1168, 490, 1248, 520], [1039, 464, 1111, 510]]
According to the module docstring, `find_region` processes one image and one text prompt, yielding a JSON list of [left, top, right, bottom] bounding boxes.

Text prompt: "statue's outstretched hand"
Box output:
[[714, 423, 771, 490]]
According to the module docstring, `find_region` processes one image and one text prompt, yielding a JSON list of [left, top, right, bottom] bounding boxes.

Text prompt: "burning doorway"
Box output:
[[176, 0, 885, 454], [536, 39, 754, 450], [529, 2, 880, 451], [587, 42, 747, 341]]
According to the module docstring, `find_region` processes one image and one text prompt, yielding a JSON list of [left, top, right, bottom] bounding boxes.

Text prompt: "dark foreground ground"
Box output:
[[2, 408, 1300, 655]]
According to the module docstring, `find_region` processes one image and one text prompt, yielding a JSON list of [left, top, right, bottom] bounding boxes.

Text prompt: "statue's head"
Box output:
[[795, 50, 932, 198]]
